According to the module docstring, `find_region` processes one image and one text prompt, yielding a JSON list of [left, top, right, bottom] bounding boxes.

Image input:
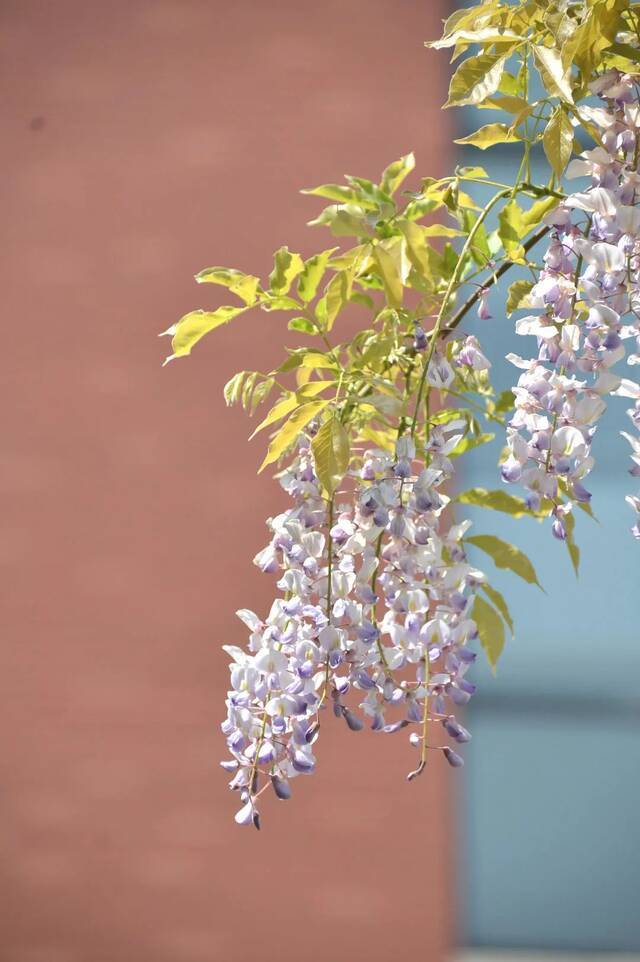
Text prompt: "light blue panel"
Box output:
[[463, 711, 640, 952]]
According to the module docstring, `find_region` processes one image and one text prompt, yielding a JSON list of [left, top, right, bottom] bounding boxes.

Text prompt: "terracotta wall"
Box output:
[[2, 2, 455, 959]]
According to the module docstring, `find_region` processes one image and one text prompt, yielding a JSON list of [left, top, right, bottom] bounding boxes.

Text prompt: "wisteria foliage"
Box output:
[[161, 0, 640, 827]]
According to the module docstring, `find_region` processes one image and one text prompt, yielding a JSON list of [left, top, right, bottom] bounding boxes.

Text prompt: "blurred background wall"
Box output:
[[1, 2, 455, 961]]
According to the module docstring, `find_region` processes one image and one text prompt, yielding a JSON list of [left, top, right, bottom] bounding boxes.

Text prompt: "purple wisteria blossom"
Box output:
[[503, 70, 640, 539], [222, 430, 487, 826]]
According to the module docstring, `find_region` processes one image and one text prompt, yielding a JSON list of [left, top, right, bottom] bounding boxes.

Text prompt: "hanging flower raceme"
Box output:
[[503, 70, 640, 540], [222, 428, 487, 826]]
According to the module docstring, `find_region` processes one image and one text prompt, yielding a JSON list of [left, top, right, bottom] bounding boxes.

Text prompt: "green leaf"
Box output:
[[532, 44, 574, 103], [311, 415, 350, 496], [269, 247, 304, 295], [456, 165, 489, 179], [301, 184, 377, 210], [466, 534, 543, 589], [454, 123, 522, 149], [543, 107, 574, 180], [288, 316, 316, 334], [446, 50, 512, 108], [450, 432, 494, 457], [224, 370, 249, 406], [250, 381, 335, 439], [479, 94, 530, 114], [422, 224, 465, 238], [398, 220, 437, 288], [323, 270, 353, 331], [195, 267, 260, 305], [373, 242, 403, 309], [160, 306, 244, 363], [380, 152, 415, 195], [297, 248, 339, 303], [521, 195, 559, 230], [564, 511, 580, 577], [506, 279, 533, 315], [460, 209, 491, 267], [259, 399, 330, 472], [261, 295, 302, 312], [480, 582, 514, 635], [308, 204, 371, 238], [428, 27, 521, 49], [472, 595, 506, 671], [456, 487, 531, 517], [498, 199, 527, 254]]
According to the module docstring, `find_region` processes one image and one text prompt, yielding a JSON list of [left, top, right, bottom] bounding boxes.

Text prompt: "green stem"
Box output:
[[442, 224, 549, 337], [408, 188, 513, 438]]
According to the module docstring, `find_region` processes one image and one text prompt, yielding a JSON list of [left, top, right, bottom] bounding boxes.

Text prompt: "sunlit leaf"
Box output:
[[380, 152, 415, 195], [498, 199, 527, 254], [324, 270, 353, 331], [195, 267, 260, 305], [472, 595, 506, 670], [454, 122, 522, 149], [269, 247, 304, 295], [250, 381, 336, 439], [543, 106, 574, 180], [446, 50, 513, 108], [297, 248, 339, 303], [311, 415, 350, 495], [564, 511, 580, 577], [533, 44, 574, 103], [456, 487, 531, 517], [259, 399, 330, 472], [480, 582, 514, 635], [373, 241, 404, 309], [160, 306, 244, 364], [466, 534, 543, 589], [428, 27, 521, 49], [506, 279, 533, 315]]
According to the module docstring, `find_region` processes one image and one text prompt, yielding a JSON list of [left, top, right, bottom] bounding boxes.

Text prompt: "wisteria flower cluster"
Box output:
[[222, 428, 485, 826], [504, 70, 640, 541], [162, 0, 640, 825]]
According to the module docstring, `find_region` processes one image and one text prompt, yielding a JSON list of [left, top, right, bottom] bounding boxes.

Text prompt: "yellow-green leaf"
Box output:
[[533, 44, 574, 103], [522, 195, 559, 230], [456, 487, 531, 517], [446, 50, 512, 108], [323, 270, 353, 331], [450, 433, 495, 457], [308, 204, 371, 238], [543, 107, 574, 180], [428, 27, 522, 49], [506, 279, 533, 315], [397, 219, 437, 287], [160, 306, 244, 364], [250, 381, 336, 439], [301, 184, 377, 210], [380, 152, 415, 195], [373, 242, 403, 309], [454, 123, 522, 149], [498, 200, 527, 254], [194, 267, 260, 305], [269, 247, 304, 295], [259, 399, 330, 472], [422, 224, 465, 238], [472, 595, 506, 670], [480, 582, 514, 635], [311, 415, 350, 496], [466, 534, 543, 589], [297, 248, 339, 303], [479, 94, 530, 114], [564, 511, 580, 577]]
